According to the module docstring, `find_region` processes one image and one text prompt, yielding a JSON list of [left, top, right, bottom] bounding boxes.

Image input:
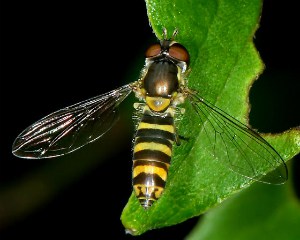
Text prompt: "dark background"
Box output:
[[1, 0, 299, 239]]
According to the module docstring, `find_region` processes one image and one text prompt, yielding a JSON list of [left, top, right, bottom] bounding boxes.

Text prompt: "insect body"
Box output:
[[12, 29, 288, 209], [131, 33, 191, 207]]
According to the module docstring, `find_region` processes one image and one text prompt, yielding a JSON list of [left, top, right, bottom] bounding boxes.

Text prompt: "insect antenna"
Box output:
[[161, 27, 179, 40]]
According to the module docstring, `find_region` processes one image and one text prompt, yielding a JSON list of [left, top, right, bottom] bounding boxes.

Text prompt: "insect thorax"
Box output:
[[134, 59, 186, 113]]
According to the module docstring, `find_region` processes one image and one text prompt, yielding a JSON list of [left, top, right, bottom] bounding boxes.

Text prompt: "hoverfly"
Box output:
[[12, 29, 288, 209]]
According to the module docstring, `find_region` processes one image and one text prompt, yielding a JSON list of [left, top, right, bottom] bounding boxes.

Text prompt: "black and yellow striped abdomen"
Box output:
[[132, 107, 175, 209]]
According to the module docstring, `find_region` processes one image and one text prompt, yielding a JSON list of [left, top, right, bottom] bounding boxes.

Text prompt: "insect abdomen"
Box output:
[[132, 109, 175, 209]]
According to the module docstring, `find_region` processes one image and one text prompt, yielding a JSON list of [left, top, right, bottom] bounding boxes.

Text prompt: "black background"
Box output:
[[1, 0, 299, 239]]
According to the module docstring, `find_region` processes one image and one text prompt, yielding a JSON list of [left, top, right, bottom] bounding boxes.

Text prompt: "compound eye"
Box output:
[[145, 43, 161, 58], [169, 43, 190, 64]]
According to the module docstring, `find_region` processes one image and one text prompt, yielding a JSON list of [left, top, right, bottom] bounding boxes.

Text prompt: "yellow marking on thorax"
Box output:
[[146, 96, 170, 112], [134, 142, 172, 156]]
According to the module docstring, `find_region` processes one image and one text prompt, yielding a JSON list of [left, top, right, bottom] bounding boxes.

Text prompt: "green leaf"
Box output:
[[121, 0, 300, 235], [186, 167, 300, 240]]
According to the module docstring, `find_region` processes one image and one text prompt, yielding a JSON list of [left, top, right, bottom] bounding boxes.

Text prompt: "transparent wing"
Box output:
[[12, 84, 133, 159], [186, 90, 288, 184]]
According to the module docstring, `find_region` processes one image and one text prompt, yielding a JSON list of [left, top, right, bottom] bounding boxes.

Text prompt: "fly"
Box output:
[[12, 29, 288, 209]]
